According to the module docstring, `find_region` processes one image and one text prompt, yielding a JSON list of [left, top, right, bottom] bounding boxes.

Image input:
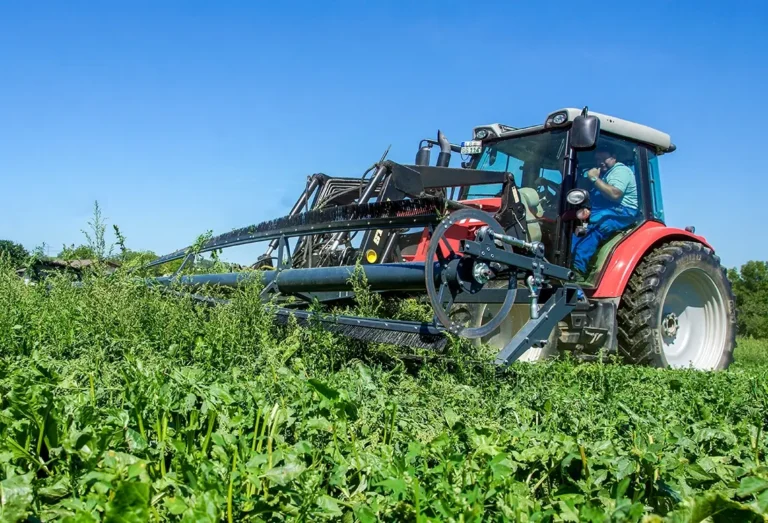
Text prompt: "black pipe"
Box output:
[[277, 262, 435, 292], [153, 272, 257, 288], [380, 232, 400, 263], [264, 174, 324, 257], [436, 130, 451, 168], [152, 262, 440, 293], [359, 164, 387, 203], [324, 164, 388, 251]]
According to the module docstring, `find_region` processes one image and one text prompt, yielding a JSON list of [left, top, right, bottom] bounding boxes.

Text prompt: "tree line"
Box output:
[[727, 261, 768, 339]]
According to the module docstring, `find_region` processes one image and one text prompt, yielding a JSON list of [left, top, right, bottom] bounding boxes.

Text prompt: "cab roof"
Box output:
[[473, 108, 675, 154]]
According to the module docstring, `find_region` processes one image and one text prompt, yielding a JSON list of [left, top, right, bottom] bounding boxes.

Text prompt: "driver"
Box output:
[[571, 145, 639, 274]]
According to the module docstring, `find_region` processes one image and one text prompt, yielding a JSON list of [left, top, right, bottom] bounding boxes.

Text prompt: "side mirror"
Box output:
[[570, 114, 600, 150]]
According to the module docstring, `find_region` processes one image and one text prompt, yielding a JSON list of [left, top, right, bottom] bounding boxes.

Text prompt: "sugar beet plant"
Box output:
[[0, 257, 767, 522]]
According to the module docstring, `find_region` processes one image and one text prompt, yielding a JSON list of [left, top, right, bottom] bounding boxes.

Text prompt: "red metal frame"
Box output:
[[404, 198, 503, 262], [589, 221, 713, 298]]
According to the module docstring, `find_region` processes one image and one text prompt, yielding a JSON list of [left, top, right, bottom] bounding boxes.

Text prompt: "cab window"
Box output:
[[465, 147, 523, 198], [647, 150, 664, 222]]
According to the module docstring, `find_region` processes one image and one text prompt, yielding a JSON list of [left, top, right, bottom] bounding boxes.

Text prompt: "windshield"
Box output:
[[462, 129, 568, 256], [465, 129, 567, 198]]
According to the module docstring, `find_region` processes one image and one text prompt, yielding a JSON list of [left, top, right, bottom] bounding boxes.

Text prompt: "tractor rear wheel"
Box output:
[[616, 241, 736, 370]]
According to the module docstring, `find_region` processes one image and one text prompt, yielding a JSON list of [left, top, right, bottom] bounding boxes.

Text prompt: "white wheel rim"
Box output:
[[476, 303, 550, 362], [659, 267, 727, 369]]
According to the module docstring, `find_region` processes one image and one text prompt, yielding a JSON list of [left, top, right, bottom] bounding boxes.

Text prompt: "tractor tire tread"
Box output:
[[615, 240, 737, 369]]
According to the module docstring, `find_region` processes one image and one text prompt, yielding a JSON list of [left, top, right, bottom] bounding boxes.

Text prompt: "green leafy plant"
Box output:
[[0, 257, 767, 522]]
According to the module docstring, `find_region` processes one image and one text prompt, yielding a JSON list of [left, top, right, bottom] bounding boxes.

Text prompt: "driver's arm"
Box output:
[[587, 168, 624, 201]]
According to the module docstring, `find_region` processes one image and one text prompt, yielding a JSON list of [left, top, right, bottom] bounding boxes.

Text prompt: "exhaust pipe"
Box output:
[[436, 130, 451, 167], [414, 131, 453, 167]]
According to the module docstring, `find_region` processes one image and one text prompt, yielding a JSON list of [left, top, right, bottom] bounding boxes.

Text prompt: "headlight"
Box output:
[[546, 111, 569, 128], [566, 189, 589, 205], [474, 128, 489, 140]]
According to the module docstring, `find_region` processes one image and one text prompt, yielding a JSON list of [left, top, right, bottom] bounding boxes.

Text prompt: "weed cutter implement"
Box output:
[[144, 107, 737, 370]]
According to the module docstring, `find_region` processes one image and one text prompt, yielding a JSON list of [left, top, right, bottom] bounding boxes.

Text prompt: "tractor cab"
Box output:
[[459, 108, 673, 286]]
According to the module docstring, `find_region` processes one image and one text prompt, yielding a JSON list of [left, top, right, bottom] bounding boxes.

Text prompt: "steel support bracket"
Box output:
[[493, 284, 582, 366]]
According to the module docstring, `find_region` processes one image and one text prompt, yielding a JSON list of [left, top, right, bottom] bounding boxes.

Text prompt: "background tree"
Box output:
[[58, 244, 98, 260], [0, 239, 30, 267], [728, 260, 768, 338]]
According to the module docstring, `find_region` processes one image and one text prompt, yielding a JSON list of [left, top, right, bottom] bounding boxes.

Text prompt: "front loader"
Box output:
[[144, 107, 737, 370]]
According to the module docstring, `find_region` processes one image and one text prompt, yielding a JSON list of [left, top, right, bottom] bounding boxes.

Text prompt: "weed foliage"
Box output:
[[1, 259, 767, 522]]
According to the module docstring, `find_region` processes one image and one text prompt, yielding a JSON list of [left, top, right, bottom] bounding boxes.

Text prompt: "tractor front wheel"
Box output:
[[617, 241, 736, 370]]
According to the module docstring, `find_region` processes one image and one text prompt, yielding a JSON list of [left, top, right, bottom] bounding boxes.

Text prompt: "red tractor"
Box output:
[[147, 107, 737, 370]]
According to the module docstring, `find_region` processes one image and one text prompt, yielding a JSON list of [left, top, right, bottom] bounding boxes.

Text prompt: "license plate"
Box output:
[[461, 140, 482, 155]]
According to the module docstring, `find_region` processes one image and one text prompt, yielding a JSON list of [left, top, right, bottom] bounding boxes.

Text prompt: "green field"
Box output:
[[1, 261, 767, 522]]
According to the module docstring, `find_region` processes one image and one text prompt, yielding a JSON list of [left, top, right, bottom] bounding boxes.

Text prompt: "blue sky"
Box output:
[[1, 0, 766, 270]]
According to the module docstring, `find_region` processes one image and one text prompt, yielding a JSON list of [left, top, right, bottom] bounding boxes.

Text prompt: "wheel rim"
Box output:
[[659, 267, 728, 369], [475, 303, 551, 362]]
